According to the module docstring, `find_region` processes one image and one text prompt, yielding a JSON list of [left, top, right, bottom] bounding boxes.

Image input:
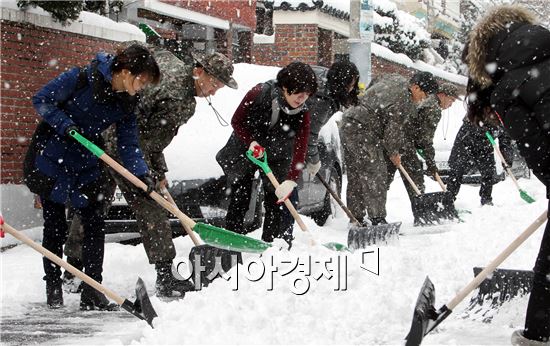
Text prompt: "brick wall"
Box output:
[[0, 20, 121, 184], [252, 24, 318, 67], [164, 0, 257, 30]]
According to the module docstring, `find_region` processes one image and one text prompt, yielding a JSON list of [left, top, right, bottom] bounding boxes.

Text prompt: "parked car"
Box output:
[[97, 63, 343, 240]]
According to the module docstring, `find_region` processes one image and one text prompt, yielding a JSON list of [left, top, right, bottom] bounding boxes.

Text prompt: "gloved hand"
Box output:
[[305, 161, 321, 176], [138, 173, 156, 195], [502, 162, 510, 171], [389, 153, 401, 167], [248, 141, 265, 159], [426, 162, 439, 176], [64, 124, 82, 138], [275, 180, 297, 204]]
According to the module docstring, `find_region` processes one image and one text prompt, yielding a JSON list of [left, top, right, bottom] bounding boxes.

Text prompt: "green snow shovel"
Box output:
[[246, 150, 348, 251], [314, 172, 401, 249], [0, 219, 157, 327], [70, 130, 271, 254], [404, 210, 547, 345], [485, 131, 535, 204]]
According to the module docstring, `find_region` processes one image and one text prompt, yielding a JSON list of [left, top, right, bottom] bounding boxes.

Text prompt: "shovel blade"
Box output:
[[519, 189, 536, 204], [469, 267, 533, 309], [412, 192, 458, 225], [121, 277, 158, 327], [193, 222, 271, 253], [347, 222, 401, 250], [189, 244, 243, 288], [405, 276, 436, 346]]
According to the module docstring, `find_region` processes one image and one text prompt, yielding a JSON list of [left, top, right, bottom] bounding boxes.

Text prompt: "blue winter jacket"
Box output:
[[31, 52, 149, 207]]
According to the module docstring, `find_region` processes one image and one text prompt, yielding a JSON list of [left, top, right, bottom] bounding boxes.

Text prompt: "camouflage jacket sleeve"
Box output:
[[416, 98, 441, 167], [138, 96, 196, 180], [381, 90, 412, 156]]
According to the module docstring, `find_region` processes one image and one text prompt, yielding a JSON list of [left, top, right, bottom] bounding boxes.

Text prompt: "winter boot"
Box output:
[[80, 283, 119, 311], [155, 261, 195, 298], [511, 330, 550, 346], [46, 281, 63, 309], [370, 217, 388, 226], [62, 256, 83, 293]]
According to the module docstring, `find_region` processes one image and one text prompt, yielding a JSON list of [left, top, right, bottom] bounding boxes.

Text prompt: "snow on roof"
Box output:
[[1, 0, 145, 41], [372, 43, 468, 85], [271, 0, 350, 19]]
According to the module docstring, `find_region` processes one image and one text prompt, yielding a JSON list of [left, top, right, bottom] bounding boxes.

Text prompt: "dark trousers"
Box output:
[[225, 161, 294, 243], [41, 196, 105, 284], [446, 125, 496, 204], [524, 218, 550, 341]]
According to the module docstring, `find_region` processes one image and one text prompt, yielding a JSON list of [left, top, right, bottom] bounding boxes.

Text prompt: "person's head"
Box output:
[[436, 83, 461, 110], [277, 62, 317, 109], [111, 44, 161, 96], [462, 5, 537, 89], [326, 61, 360, 108], [465, 79, 497, 125], [192, 52, 238, 98], [409, 71, 438, 104]]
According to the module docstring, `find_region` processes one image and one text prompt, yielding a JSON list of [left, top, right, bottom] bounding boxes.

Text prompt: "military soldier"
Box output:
[[394, 82, 461, 224], [341, 72, 438, 225], [65, 46, 237, 298]]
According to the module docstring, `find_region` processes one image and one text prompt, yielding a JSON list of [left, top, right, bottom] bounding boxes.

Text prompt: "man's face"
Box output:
[[194, 68, 225, 97], [437, 93, 457, 110], [410, 84, 428, 104]]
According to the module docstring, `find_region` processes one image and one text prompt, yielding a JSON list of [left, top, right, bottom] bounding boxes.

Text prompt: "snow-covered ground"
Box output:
[[1, 64, 547, 345]]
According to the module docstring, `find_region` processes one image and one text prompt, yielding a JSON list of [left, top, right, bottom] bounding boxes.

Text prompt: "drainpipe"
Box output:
[[349, 0, 373, 85]]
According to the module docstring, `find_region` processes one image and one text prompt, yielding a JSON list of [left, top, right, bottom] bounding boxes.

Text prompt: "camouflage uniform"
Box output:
[[341, 74, 416, 222], [387, 94, 442, 201]]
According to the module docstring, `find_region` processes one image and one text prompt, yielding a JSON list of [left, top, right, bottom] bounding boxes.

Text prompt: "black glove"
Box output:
[[426, 162, 439, 176], [138, 173, 156, 195], [64, 124, 82, 138]]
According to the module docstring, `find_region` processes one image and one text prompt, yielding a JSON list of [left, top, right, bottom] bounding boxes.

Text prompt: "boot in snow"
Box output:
[[46, 281, 63, 309], [370, 217, 388, 226], [80, 283, 119, 311], [511, 330, 550, 346], [155, 261, 195, 298], [62, 256, 83, 293]]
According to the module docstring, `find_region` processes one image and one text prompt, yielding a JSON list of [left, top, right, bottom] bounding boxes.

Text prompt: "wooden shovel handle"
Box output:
[[398, 164, 422, 195], [100, 155, 197, 232], [315, 172, 361, 224], [265, 172, 308, 233], [2, 222, 125, 305], [493, 145, 522, 191], [446, 210, 548, 310], [434, 173, 447, 192], [161, 188, 201, 246]]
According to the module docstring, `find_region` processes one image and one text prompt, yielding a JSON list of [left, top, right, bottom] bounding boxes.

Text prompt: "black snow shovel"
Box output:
[[161, 188, 242, 289], [314, 172, 401, 249], [398, 165, 458, 225], [0, 219, 158, 327], [404, 210, 547, 345]]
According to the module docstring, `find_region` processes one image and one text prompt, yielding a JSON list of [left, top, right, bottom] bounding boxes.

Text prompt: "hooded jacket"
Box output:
[[466, 5, 550, 191], [25, 53, 148, 207]]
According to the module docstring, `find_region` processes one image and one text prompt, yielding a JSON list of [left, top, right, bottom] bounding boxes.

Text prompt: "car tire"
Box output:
[[311, 166, 341, 226]]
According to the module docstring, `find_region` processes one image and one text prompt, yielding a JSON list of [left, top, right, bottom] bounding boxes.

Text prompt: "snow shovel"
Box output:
[[161, 188, 242, 288], [0, 218, 158, 327], [246, 150, 348, 251], [314, 172, 401, 249], [404, 210, 548, 345], [398, 165, 458, 225], [70, 130, 271, 254], [485, 132, 535, 204]]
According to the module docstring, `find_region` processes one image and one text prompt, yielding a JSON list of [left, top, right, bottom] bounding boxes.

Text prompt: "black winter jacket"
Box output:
[[466, 6, 550, 194]]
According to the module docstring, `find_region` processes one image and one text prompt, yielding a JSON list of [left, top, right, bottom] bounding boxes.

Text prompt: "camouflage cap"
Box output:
[[191, 51, 238, 89], [410, 71, 439, 94], [438, 83, 463, 100]]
